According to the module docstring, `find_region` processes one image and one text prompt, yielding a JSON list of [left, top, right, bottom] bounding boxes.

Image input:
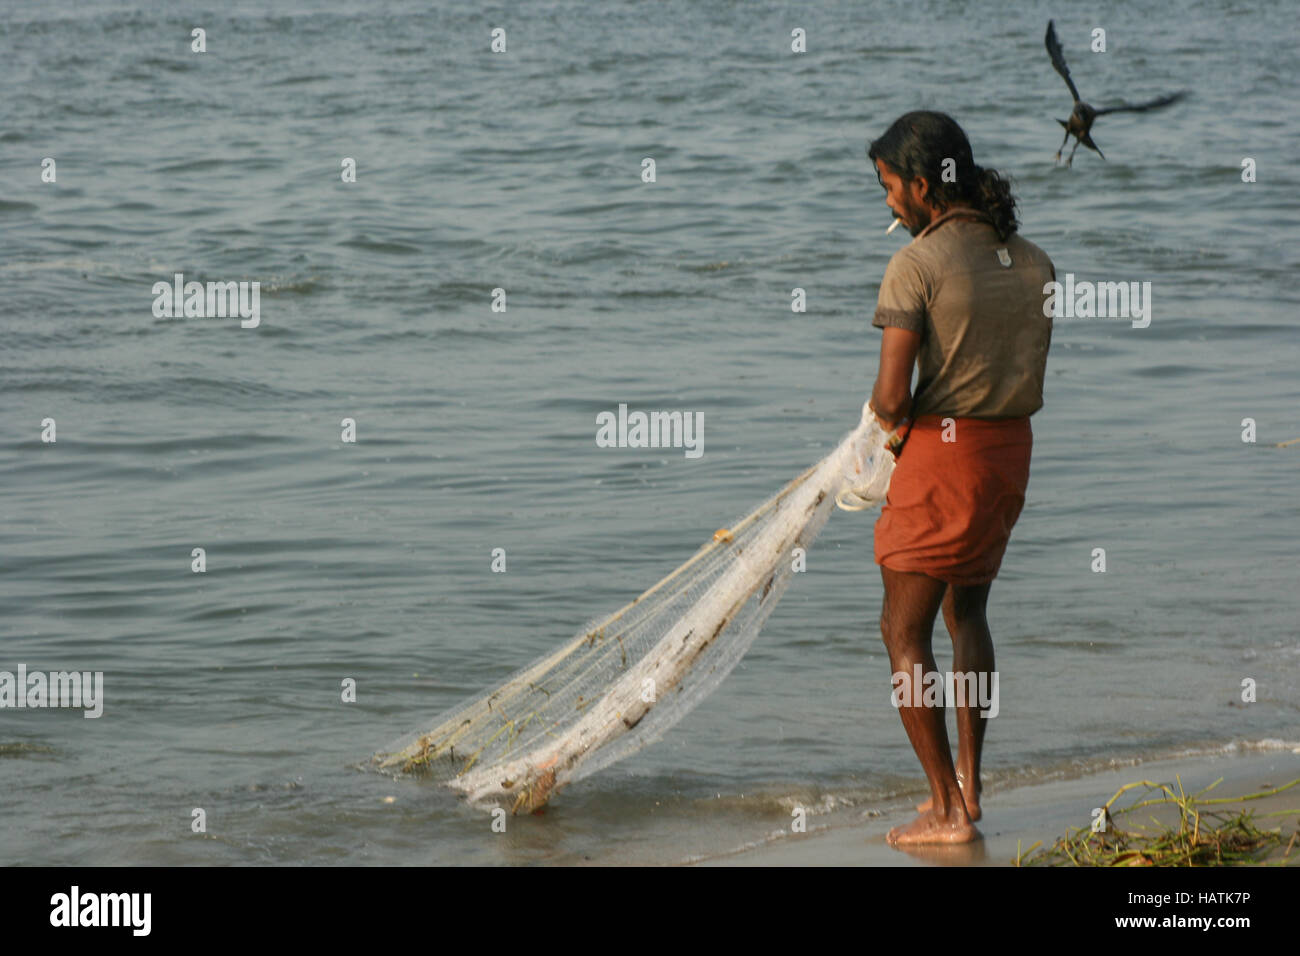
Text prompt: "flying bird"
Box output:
[[1044, 19, 1187, 166]]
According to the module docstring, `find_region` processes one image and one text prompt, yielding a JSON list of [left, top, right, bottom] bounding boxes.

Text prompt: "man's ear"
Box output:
[[911, 175, 931, 204]]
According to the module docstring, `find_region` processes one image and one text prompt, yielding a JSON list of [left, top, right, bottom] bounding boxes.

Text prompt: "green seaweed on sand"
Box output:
[[1015, 777, 1300, 867]]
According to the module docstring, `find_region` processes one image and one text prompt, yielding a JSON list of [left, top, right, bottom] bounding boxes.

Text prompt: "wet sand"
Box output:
[[690, 749, 1300, 866]]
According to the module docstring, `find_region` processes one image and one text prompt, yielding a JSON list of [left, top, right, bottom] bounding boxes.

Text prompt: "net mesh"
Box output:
[[374, 403, 895, 812]]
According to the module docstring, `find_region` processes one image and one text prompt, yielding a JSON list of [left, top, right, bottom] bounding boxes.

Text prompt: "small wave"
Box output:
[[259, 275, 326, 295], [338, 236, 422, 255], [270, 74, 333, 86], [136, 56, 195, 73], [153, 158, 232, 174]]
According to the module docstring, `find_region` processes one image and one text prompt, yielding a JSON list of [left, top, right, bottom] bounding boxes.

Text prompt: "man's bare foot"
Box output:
[[917, 778, 981, 821], [886, 808, 980, 846]]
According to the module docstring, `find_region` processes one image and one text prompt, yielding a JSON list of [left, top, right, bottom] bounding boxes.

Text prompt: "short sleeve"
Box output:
[[873, 248, 928, 334]]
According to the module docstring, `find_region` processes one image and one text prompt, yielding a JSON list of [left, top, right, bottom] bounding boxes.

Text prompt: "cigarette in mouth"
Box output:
[[886, 218, 903, 235]]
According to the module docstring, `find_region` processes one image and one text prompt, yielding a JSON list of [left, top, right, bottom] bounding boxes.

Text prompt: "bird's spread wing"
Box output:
[[1044, 20, 1081, 103], [1095, 91, 1188, 116]]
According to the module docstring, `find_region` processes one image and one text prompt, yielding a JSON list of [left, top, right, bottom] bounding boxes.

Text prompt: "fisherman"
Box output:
[[866, 112, 1055, 846]]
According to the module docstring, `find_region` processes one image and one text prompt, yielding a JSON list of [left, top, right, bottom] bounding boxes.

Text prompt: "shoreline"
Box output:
[[687, 747, 1300, 866]]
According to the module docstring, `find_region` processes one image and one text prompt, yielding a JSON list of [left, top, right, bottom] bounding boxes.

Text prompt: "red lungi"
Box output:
[[874, 415, 1033, 586]]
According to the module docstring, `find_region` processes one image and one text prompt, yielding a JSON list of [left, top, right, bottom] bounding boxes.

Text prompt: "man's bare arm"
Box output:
[[870, 326, 920, 432]]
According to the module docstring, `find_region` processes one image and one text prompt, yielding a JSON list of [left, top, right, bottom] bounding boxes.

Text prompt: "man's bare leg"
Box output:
[[879, 566, 980, 845], [916, 581, 993, 821]]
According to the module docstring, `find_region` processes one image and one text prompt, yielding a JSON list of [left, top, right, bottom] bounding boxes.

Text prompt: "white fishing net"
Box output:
[[375, 402, 895, 812]]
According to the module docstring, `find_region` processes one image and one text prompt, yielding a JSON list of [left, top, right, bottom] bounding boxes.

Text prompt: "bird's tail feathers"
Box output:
[[1081, 132, 1105, 159]]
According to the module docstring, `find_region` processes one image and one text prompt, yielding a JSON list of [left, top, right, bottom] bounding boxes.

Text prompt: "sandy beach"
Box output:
[[691, 747, 1300, 866]]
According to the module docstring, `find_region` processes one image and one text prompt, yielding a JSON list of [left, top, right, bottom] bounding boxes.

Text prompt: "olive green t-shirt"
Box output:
[[872, 210, 1055, 419]]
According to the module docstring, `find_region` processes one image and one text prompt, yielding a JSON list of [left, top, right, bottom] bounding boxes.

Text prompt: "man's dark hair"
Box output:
[[868, 111, 1019, 241]]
